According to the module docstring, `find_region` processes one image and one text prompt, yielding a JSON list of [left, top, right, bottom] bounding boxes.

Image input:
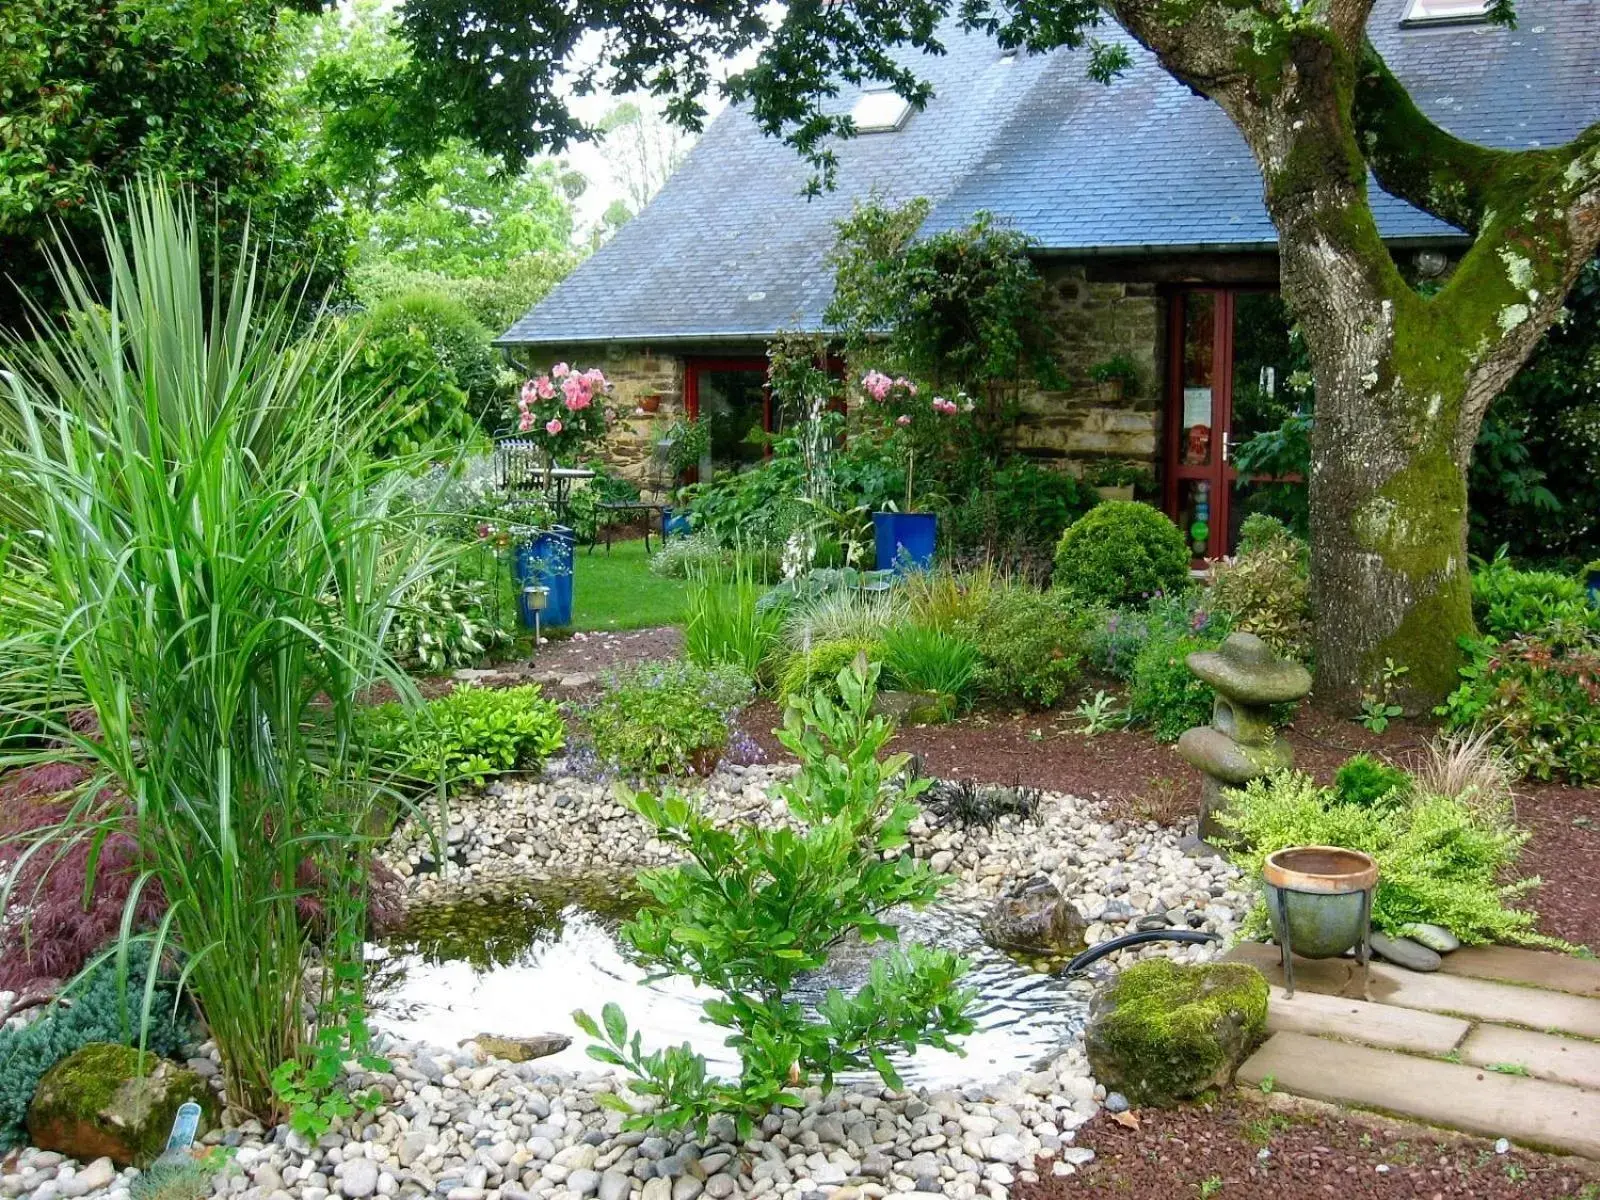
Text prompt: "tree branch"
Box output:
[[1352, 46, 1515, 234]]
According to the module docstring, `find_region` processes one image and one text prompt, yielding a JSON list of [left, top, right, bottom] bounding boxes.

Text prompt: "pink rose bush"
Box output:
[[858, 370, 970, 510], [511, 363, 614, 461]]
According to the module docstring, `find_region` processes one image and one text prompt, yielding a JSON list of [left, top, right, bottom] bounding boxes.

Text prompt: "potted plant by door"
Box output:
[[1089, 461, 1145, 502], [860, 371, 962, 573], [1089, 354, 1139, 405]]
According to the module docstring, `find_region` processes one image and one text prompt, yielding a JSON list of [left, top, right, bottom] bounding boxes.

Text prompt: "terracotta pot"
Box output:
[[639, 394, 661, 413], [1094, 484, 1135, 502]]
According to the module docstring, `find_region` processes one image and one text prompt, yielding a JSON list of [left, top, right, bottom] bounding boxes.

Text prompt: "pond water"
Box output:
[[368, 879, 1092, 1088]]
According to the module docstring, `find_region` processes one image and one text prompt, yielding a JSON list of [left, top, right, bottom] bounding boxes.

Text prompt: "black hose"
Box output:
[[1058, 928, 1221, 975]]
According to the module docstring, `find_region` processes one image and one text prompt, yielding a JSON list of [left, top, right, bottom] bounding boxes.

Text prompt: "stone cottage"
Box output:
[[499, 0, 1600, 557]]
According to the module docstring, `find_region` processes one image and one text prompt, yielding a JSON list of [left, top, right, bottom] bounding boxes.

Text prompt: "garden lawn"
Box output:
[[569, 538, 687, 632]]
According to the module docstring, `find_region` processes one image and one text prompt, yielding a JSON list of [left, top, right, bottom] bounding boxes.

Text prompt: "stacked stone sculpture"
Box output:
[[1177, 632, 1312, 844]]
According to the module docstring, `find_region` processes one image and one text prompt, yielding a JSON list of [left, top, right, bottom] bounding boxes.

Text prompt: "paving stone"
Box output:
[[1228, 944, 1600, 1039], [1437, 946, 1600, 999], [1237, 1032, 1600, 1161], [1264, 986, 1469, 1055], [1459, 1024, 1600, 1092]]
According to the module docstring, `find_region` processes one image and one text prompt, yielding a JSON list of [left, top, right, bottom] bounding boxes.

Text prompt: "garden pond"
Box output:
[[367, 878, 1092, 1087]]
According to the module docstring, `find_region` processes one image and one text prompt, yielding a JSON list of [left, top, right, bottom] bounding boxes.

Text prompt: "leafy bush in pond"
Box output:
[[1470, 551, 1600, 640], [1208, 524, 1311, 660], [0, 944, 191, 1149], [1438, 623, 1600, 785], [587, 661, 754, 776], [1052, 501, 1190, 608], [955, 583, 1091, 709], [371, 685, 565, 786], [778, 638, 885, 701], [881, 624, 981, 702], [577, 658, 973, 1135], [1333, 754, 1412, 809], [1219, 771, 1552, 947]]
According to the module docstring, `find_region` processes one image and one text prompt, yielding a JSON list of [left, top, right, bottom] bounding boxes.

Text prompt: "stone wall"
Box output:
[[512, 343, 687, 488], [1010, 264, 1166, 474]]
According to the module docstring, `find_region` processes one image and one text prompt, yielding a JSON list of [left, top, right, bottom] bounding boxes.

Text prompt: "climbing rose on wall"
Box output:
[[511, 364, 613, 461]]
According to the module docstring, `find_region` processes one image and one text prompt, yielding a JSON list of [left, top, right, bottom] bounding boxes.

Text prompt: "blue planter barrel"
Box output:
[[872, 511, 937, 574], [663, 508, 692, 539], [515, 526, 575, 628], [1588, 569, 1600, 607]]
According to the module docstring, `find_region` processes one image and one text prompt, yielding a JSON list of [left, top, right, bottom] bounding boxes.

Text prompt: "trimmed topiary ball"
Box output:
[[1053, 501, 1190, 607], [1085, 959, 1269, 1107]]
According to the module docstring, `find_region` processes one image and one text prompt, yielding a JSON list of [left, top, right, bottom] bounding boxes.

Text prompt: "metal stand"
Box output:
[[1272, 884, 1374, 1001]]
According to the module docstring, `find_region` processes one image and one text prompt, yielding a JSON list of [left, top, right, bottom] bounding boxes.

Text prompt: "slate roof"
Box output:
[[501, 0, 1600, 347]]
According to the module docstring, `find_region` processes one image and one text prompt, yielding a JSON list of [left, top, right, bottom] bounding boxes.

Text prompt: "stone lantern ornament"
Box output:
[[1177, 632, 1312, 845]]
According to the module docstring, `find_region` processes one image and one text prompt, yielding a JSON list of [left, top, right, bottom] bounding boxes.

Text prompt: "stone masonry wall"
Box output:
[[511, 343, 687, 489], [1010, 263, 1166, 474]]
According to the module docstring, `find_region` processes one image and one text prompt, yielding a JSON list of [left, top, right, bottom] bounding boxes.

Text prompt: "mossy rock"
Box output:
[[1084, 959, 1269, 1108], [26, 1042, 218, 1167]]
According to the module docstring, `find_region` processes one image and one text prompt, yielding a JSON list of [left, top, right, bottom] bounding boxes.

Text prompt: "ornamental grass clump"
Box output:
[[1218, 768, 1553, 948], [0, 181, 449, 1122], [577, 657, 974, 1135]]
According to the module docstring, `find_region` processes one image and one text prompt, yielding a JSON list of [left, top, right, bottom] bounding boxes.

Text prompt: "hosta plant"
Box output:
[[577, 657, 974, 1135]]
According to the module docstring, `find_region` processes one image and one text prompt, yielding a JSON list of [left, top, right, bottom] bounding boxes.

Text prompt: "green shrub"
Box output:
[[578, 657, 973, 1133], [1236, 512, 1296, 556], [941, 462, 1098, 569], [587, 661, 754, 776], [387, 567, 513, 674], [1470, 552, 1600, 640], [778, 638, 885, 701], [0, 945, 191, 1148], [1333, 754, 1412, 808], [683, 564, 785, 684], [363, 291, 511, 431], [338, 299, 485, 457], [372, 684, 565, 785], [1219, 771, 1551, 947], [1053, 501, 1190, 607], [1128, 628, 1219, 741], [1208, 528, 1311, 660], [881, 624, 981, 701], [1439, 623, 1600, 785], [650, 532, 730, 579], [956, 583, 1090, 709], [782, 587, 903, 651]]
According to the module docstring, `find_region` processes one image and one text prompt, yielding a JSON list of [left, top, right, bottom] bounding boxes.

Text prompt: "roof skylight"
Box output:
[[1402, 0, 1490, 23], [851, 88, 913, 133]]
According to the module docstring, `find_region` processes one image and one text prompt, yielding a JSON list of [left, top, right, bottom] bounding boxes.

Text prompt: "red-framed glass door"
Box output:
[[1165, 289, 1233, 563], [684, 357, 772, 478], [1164, 289, 1304, 561]]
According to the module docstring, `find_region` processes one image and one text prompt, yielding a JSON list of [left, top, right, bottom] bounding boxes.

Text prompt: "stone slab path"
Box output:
[[1226, 942, 1600, 1160]]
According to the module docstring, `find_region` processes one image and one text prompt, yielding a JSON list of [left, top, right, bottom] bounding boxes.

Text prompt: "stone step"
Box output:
[[1265, 985, 1469, 1054], [1226, 943, 1600, 1040], [1438, 945, 1600, 1000], [1237, 1031, 1600, 1160], [1459, 1024, 1600, 1092]]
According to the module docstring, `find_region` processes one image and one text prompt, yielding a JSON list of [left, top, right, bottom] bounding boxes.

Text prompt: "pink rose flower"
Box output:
[[545, 418, 564, 435], [536, 376, 556, 400], [584, 367, 607, 388], [551, 362, 570, 379], [562, 374, 588, 407], [932, 397, 958, 415], [896, 377, 917, 395], [896, 414, 912, 427], [521, 380, 538, 405], [518, 411, 535, 432], [861, 370, 893, 402]]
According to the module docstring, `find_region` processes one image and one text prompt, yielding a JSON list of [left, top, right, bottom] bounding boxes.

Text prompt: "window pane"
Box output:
[[1175, 478, 1217, 560], [698, 369, 768, 476], [1180, 294, 1215, 467]]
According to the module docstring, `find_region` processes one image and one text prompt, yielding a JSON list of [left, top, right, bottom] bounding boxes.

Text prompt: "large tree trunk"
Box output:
[[1110, 0, 1600, 707]]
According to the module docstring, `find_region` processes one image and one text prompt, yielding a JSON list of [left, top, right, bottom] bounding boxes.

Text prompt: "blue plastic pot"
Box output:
[[1588, 568, 1600, 607], [515, 526, 575, 628], [872, 511, 937, 574], [663, 508, 692, 539]]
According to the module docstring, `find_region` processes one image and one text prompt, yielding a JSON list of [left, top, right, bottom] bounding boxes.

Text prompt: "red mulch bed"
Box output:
[[1018, 1097, 1600, 1199], [442, 625, 1598, 950]]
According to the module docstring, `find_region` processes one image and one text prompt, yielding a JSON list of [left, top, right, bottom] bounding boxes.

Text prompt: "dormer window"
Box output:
[[851, 88, 913, 133], [1402, 0, 1490, 24]]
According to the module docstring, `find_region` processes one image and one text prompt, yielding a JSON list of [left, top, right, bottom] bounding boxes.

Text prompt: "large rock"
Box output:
[[27, 1043, 218, 1168], [470, 1033, 572, 1062], [979, 876, 1088, 958], [1085, 959, 1268, 1107]]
